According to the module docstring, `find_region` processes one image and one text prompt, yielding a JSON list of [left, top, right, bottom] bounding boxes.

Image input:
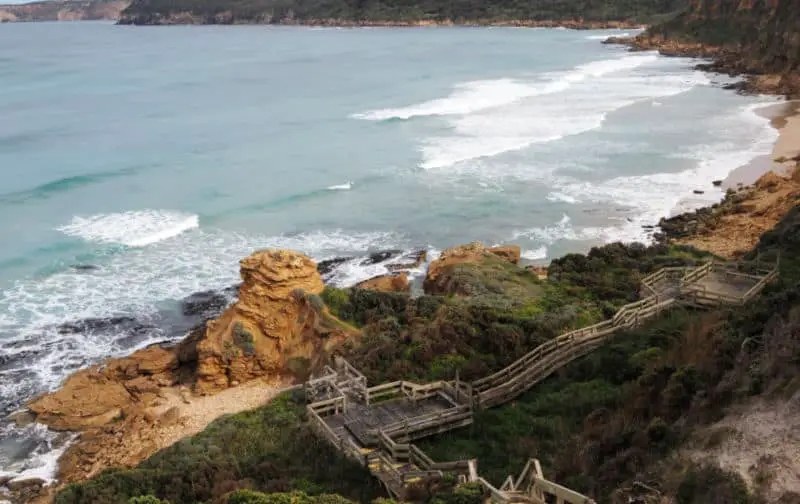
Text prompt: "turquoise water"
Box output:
[[0, 22, 780, 481]]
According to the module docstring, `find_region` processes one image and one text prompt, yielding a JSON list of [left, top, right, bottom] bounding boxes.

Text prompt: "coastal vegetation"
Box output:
[[54, 201, 800, 504], [118, 0, 686, 25]]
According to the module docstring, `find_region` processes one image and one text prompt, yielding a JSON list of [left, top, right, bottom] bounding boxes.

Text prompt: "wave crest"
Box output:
[[57, 210, 200, 247]]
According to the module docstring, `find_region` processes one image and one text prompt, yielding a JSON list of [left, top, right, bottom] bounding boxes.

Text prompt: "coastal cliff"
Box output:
[[609, 0, 800, 96], [0, 0, 129, 22], [117, 0, 684, 26]]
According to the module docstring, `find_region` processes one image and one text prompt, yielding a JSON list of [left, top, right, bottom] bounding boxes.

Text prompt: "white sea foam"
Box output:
[[57, 210, 199, 247], [546, 192, 578, 204], [327, 181, 353, 190], [521, 246, 548, 261], [352, 79, 540, 121], [0, 423, 74, 485], [354, 54, 660, 123], [585, 32, 630, 41], [513, 214, 613, 244], [538, 102, 780, 244], [413, 57, 709, 170]]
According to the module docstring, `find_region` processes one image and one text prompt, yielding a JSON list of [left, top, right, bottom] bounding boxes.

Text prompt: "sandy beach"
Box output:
[[724, 100, 800, 187]]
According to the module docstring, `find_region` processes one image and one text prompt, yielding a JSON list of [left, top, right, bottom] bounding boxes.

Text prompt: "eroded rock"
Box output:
[[355, 272, 410, 292]]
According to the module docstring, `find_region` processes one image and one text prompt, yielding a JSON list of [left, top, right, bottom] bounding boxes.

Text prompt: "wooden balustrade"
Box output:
[[304, 262, 775, 503]]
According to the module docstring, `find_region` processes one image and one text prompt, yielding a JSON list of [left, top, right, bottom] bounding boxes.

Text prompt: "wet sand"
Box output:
[[724, 100, 800, 188]]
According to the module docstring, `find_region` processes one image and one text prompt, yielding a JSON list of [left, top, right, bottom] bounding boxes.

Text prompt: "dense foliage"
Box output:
[[59, 207, 800, 504], [649, 0, 800, 73], [420, 208, 800, 502], [327, 244, 706, 385], [118, 0, 686, 25]]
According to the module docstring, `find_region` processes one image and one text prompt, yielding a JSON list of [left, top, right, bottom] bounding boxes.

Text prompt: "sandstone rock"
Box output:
[[194, 249, 355, 394], [6, 409, 36, 427], [488, 245, 521, 264], [355, 272, 410, 292], [27, 344, 180, 430]]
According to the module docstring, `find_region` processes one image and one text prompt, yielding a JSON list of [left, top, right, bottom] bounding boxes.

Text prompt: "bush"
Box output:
[[130, 497, 169, 504], [677, 465, 752, 504], [307, 294, 325, 311], [228, 490, 355, 504], [55, 395, 382, 504]]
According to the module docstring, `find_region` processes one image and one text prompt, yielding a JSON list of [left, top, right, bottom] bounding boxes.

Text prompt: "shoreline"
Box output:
[[3, 29, 800, 504], [723, 100, 800, 188]]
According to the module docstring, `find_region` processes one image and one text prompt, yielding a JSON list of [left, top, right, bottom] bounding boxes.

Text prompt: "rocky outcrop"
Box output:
[[194, 249, 353, 394], [608, 0, 800, 98], [424, 242, 521, 295], [657, 166, 800, 257], [355, 272, 410, 292], [28, 346, 177, 431], [22, 249, 356, 486], [26, 250, 345, 425]]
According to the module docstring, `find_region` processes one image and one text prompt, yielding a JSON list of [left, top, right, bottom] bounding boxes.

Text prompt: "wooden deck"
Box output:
[[305, 259, 778, 503]]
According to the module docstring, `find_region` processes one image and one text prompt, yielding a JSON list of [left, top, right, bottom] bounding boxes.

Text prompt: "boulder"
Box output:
[[355, 272, 410, 292], [194, 249, 355, 394]]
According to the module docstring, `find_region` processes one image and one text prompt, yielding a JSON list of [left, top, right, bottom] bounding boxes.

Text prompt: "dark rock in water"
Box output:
[[642, 225, 655, 229], [316, 257, 352, 277], [181, 290, 230, 317], [712, 180, 723, 187], [361, 250, 402, 265], [722, 81, 747, 92], [57, 316, 159, 350], [694, 189, 705, 194], [387, 250, 427, 272], [57, 316, 141, 335], [71, 264, 99, 272]]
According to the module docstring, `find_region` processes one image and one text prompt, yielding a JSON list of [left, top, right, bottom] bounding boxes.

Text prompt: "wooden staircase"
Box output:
[[305, 260, 778, 503]]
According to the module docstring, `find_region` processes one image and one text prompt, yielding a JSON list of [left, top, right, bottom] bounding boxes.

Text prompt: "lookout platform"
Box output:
[[305, 259, 778, 503]]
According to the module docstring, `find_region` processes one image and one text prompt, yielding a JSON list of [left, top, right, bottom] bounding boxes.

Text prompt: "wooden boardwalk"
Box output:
[[305, 260, 778, 504]]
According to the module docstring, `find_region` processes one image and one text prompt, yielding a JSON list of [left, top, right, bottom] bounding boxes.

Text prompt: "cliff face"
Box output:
[[0, 0, 129, 22], [118, 0, 684, 26], [649, 0, 800, 74]]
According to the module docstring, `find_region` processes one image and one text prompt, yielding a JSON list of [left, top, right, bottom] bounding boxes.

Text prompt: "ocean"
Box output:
[[0, 22, 781, 483]]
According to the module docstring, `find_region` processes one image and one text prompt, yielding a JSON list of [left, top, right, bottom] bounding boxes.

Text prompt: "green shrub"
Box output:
[[307, 294, 325, 311], [55, 395, 382, 504], [228, 490, 355, 504], [130, 497, 169, 504]]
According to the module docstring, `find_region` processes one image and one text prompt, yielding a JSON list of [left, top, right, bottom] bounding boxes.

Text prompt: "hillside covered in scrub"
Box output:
[[117, 0, 685, 26], [647, 0, 800, 74], [52, 199, 800, 504]]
